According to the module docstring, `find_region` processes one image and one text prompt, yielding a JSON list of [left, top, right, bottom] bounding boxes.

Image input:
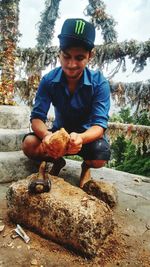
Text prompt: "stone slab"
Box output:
[[60, 159, 150, 201], [0, 105, 30, 129], [0, 128, 29, 151], [7, 174, 114, 257], [0, 151, 39, 183]]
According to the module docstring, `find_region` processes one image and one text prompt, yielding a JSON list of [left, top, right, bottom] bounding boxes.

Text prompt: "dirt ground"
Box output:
[[0, 163, 150, 267]]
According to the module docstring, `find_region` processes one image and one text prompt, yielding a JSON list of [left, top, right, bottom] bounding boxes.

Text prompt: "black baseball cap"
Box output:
[[58, 18, 95, 51]]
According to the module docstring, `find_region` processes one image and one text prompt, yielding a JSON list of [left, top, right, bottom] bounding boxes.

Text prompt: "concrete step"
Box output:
[[0, 105, 30, 129], [0, 128, 29, 151], [0, 151, 39, 183]]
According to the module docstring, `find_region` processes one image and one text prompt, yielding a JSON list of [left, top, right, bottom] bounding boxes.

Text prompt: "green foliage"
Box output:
[[109, 113, 123, 123], [111, 107, 150, 125], [109, 108, 150, 177], [110, 137, 150, 177], [134, 111, 150, 126], [110, 135, 127, 165], [65, 155, 82, 162], [116, 154, 150, 177], [119, 108, 133, 123], [110, 107, 133, 123]]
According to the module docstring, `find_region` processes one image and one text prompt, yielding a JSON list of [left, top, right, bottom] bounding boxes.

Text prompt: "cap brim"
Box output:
[[58, 35, 94, 51]]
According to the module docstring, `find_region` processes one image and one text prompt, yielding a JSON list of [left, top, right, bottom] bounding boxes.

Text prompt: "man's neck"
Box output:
[[67, 78, 81, 94], [67, 71, 83, 93]]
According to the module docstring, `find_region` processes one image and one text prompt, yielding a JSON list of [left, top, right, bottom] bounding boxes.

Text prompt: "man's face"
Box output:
[[59, 47, 92, 80]]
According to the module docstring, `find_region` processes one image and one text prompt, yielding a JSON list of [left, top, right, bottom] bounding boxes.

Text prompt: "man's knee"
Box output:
[[85, 159, 107, 168], [22, 135, 40, 157]]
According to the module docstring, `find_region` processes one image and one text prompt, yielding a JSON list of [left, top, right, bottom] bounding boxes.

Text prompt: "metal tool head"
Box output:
[[28, 178, 51, 194]]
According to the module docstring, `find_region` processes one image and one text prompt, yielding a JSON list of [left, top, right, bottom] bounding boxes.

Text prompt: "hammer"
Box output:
[[28, 161, 51, 194]]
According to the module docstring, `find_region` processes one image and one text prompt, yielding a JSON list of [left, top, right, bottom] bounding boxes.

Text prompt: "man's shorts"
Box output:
[[78, 138, 110, 161], [23, 129, 111, 161]]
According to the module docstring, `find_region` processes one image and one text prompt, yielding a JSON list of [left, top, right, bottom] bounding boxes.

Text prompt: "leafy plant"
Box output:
[[109, 108, 150, 177]]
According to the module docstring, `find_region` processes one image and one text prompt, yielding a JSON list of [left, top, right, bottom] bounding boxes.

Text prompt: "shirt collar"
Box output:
[[52, 67, 92, 86], [82, 67, 92, 86], [52, 67, 63, 83]]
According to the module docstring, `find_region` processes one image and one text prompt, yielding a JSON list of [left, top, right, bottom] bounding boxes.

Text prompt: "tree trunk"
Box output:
[[0, 0, 20, 105]]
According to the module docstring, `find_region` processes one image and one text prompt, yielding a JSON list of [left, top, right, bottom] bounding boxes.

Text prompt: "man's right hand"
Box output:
[[42, 129, 70, 159], [42, 133, 57, 158]]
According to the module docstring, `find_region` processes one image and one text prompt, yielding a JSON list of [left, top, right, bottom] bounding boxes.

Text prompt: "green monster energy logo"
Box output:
[[75, 20, 85, 34]]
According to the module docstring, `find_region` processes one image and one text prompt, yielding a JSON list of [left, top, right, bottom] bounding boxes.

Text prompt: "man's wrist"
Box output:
[[42, 131, 52, 139], [78, 133, 84, 144]]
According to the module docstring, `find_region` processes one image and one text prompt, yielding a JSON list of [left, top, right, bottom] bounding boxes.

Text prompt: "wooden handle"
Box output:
[[38, 161, 46, 180]]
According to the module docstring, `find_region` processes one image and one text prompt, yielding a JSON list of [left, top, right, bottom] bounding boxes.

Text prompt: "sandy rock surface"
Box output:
[[83, 179, 118, 208], [6, 173, 114, 257]]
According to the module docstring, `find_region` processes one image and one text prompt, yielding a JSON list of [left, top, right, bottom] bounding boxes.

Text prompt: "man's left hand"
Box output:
[[67, 132, 83, 155]]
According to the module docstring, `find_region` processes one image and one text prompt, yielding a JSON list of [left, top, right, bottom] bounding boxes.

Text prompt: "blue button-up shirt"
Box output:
[[31, 66, 110, 133]]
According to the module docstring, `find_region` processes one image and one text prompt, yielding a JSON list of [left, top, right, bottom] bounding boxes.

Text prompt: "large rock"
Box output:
[[7, 174, 114, 257], [0, 105, 30, 129], [0, 151, 39, 183], [0, 129, 29, 151]]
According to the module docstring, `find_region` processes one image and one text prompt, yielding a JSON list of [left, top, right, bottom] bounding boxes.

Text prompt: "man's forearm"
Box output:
[[79, 125, 104, 144], [31, 119, 51, 139]]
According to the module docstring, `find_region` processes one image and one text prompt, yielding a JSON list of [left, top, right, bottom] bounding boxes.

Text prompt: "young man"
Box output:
[[22, 18, 111, 188]]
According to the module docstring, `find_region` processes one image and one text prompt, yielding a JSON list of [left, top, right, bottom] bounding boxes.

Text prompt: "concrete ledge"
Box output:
[[0, 129, 29, 151], [0, 105, 30, 129], [0, 151, 39, 183]]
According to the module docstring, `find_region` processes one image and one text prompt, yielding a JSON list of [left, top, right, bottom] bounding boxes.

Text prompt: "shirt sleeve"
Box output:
[[89, 74, 110, 129], [30, 75, 52, 122]]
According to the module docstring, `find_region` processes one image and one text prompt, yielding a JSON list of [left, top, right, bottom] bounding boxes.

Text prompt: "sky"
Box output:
[[18, 0, 150, 83]]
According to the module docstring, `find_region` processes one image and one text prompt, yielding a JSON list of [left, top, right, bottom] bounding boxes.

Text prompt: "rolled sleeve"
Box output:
[[30, 76, 51, 122], [90, 78, 110, 129]]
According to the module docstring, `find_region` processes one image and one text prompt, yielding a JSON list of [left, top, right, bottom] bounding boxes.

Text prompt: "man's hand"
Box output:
[[42, 128, 70, 159], [42, 133, 62, 159], [42, 132, 58, 158], [67, 132, 83, 155]]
